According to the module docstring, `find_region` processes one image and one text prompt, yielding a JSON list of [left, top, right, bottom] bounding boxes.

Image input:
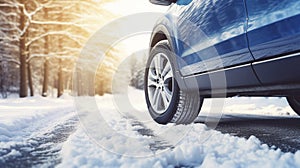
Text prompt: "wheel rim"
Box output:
[[147, 53, 174, 114]]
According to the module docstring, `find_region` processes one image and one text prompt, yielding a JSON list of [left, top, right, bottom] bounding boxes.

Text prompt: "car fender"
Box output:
[[149, 16, 193, 91]]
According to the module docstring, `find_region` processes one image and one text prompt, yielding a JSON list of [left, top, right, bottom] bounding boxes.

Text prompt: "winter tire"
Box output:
[[144, 40, 203, 124]]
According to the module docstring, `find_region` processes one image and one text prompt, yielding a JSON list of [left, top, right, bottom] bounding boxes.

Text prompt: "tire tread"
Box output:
[[171, 91, 202, 124]]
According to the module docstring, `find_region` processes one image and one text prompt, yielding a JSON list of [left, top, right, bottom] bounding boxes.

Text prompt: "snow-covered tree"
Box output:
[[0, 0, 119, 98]]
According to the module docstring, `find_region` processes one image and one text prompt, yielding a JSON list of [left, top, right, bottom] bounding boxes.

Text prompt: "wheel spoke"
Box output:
[[164, 69, 173, 80], [152, 88, 160, 109], [162, 62, 171, 77], [161, 91, 170, 109], [153, 89, 161, 110], [147, 79, 157, 87], [154, 54, 161, 75], [149, 68, 157, 80], [164, 88, 172, 101], [148, 68, 158, 87]]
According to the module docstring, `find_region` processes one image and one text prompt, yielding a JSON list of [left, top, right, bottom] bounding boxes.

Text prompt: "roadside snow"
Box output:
[[0, 96, 75, 143], [0, 88, 297, 167], [58, 88, 300, 167], [201, 97, 295, 117], [59, 124, 300, 168], [0, 95, 76, 151]]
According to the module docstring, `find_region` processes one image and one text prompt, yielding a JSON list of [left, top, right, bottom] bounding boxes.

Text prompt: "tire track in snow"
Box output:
[[127, 116, 175, 153], [0, 116, 78, 168]]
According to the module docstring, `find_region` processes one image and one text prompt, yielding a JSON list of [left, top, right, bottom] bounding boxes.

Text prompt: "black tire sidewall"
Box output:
[[144, 41, 180, 124], [287, 96, 300, 115]]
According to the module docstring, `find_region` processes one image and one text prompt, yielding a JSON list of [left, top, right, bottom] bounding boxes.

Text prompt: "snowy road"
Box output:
[[58, 90, 300, 167], [207, 115, 300, 153], [2, 90, 300, 167], [0, 96, 78, 167], [0, 116, 77, 167]]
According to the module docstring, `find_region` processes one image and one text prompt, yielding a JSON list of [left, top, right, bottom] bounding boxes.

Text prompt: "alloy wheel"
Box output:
[[147, 53, 174, 114]]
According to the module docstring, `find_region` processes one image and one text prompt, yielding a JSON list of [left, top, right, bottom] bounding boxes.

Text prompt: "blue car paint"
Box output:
[[246, 0, 300, 60], [167, 0, 254, 76], [176, 0, 192, 5], [153, 0, 300, 76]]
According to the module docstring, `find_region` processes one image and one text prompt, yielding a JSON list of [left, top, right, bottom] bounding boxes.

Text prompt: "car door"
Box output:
[[246, 0, 300, 60], [173, 0, 255, 76], [245, 0, 300, 85]]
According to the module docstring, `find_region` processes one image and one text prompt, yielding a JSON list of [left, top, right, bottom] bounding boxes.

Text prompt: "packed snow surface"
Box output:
[[0, 88, 298, 167], [0, 95, 76, 166], [0, 95, 75, 145], [57, 88, 300, 167]]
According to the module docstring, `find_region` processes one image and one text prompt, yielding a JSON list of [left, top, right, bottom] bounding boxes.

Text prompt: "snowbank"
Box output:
[[0, 87, 297, 167], [59, 118, 300, 167], [58, 88, 300, 167], [0, 95, 75, 148]]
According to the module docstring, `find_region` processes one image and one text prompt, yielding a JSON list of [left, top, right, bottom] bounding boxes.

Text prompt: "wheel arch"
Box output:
[[150, 31, 168, 48], [149, 24, 190, 91], [150, 24, 178, 54]]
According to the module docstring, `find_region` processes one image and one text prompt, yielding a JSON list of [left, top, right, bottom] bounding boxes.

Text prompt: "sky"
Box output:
[[103, 0, 169, 57]]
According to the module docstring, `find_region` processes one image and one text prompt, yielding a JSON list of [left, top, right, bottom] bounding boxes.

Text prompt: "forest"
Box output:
[[0, 0, 146, 98]]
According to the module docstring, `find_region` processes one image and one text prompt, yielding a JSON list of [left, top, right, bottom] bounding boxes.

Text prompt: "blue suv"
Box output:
[[144, 0, 300, 124]]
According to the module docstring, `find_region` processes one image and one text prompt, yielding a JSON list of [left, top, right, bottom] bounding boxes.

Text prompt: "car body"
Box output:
[[144, 0, 300, 124]]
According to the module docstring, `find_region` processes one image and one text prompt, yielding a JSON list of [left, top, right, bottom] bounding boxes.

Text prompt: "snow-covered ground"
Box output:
[[59, 122, 300, 168], [0, 95, 77, 166], [203, 97, 296, 116], [58, 88, 299, 167], [0, 88, 299, 167]]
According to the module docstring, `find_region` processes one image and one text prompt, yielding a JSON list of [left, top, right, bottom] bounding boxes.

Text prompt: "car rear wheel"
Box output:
[[144, 41, 203, 124], [287, 96, 300, 115]]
